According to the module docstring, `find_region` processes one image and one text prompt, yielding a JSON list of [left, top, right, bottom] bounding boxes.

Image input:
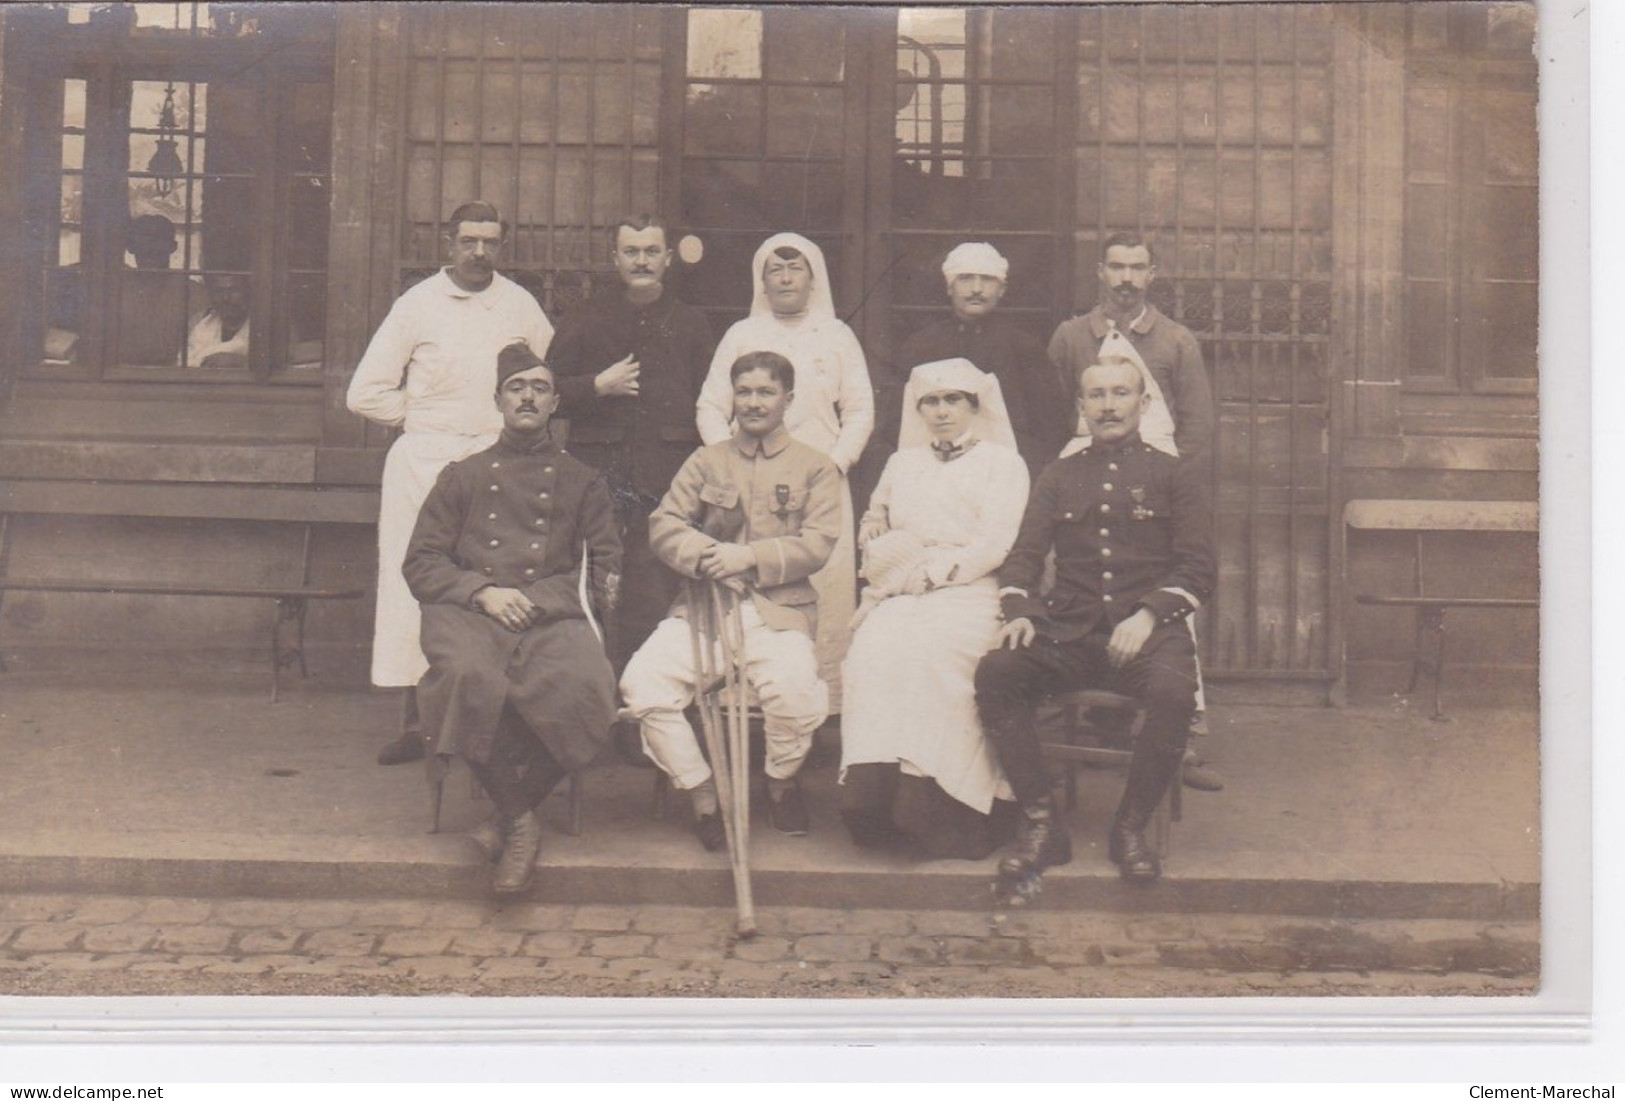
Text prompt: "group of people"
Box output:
[[344, 200, 1216, 900]]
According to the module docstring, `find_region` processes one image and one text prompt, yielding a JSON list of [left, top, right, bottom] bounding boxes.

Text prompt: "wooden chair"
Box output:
[[1040, 688, 1180, 858]]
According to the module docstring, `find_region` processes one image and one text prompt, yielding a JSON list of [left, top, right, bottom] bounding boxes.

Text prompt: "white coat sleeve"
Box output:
[[695, 327, 742, 446], [826, 325, 875, 475], [345, 300, 416, 429], [925, 450, 1031, 588]]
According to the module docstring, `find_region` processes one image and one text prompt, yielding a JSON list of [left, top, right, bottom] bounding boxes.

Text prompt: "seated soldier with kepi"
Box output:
[[403, 342, 621, 895], [975, 358, 1214, 899], [620, 350, 841, 848]]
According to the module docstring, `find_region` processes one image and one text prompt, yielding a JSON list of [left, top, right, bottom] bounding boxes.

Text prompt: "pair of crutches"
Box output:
[[686, 577, 757, 939]]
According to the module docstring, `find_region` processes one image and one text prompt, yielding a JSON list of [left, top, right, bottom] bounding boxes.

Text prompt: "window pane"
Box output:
[[988, 85, 1052, 155], [287, 274, 326, 370], [765, 8, 844, 82], [1405, 280, 1451, 378], [1482, 185, 1537, 281], [760, 161, 843, 229], [687, 9, 762, 80], [987, 9, 1054, 81], [765, 86, 843, 158], [1482, 282, 1537, 380], [685, 84, 762, 156]]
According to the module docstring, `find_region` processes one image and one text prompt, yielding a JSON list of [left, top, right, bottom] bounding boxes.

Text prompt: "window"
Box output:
[[396, 5, 663, 316], [1402, 2, 1537, 394], [888, 6, 1064, 335], [17, 3, 335, 381]]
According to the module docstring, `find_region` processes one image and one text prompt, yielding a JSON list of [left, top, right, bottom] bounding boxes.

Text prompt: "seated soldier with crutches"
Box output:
[[620, 350, 841, 855]]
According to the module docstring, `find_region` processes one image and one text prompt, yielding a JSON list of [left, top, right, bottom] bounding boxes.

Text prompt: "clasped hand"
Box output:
[[595, 354, 641, 398], [474, 586, 539, 633], [995, 608, 1156, 668], [696, 542, 755, 590]]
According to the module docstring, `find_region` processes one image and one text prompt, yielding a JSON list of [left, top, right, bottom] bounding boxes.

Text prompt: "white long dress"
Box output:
[[346, 270, 554, 688], [696, 233, 874, 706], [839, 441, 1029, 817]]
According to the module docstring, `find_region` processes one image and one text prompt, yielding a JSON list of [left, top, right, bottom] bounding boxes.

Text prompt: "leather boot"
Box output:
[[997, 795, 1073, 881], [1109, 746, 1184, 884], [492, 809, 542, 895]]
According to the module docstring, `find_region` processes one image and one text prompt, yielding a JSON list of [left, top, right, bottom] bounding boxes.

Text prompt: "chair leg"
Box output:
[[566, 770, 583, 837]]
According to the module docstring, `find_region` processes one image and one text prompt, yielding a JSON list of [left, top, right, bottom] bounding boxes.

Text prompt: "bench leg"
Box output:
[[270, 597, 310, 703], [1421, 607, 1449, 722]]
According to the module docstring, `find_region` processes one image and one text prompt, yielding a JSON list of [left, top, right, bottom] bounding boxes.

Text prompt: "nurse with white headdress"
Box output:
[[838, 358, 1030, 860], [696, 233, 875, 706]]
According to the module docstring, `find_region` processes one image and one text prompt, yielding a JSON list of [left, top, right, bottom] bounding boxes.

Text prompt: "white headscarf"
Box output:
[[1062, 325, 1179, 458], [749, 232, 836, 323], [898, 357, 1018, 452]]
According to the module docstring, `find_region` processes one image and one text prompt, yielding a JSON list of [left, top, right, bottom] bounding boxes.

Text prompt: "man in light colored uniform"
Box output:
[[347, 201, 555, 765]]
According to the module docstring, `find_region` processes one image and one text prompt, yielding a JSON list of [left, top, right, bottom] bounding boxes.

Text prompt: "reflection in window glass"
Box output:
[[687, 8, 761, 80], [897, 9, 967, 179]]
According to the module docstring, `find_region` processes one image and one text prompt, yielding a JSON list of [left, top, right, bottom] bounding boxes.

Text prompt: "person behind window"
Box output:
[[182, 272, 250, 370]]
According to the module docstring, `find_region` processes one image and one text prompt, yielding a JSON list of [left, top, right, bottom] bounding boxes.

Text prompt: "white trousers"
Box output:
[[619, 602, 829, 790]]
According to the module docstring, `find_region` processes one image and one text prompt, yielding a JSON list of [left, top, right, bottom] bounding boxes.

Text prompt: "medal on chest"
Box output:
[[1130, 485, 1155, 520]]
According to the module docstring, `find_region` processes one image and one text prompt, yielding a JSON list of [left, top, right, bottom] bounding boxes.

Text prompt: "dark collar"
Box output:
[[1084, 429, 1144, 457], [496, 428, 560, 456]]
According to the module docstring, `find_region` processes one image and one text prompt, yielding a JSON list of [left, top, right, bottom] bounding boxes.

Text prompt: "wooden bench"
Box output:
[[1344, 499, 1537, 720], [0, 479, 377, 701]]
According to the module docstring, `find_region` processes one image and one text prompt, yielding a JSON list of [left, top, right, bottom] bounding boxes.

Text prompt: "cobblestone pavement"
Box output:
[[0, 892, 1538, 998]]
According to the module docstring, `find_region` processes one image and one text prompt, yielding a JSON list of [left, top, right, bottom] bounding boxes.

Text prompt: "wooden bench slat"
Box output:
[[0, 578, 365, 600], [1355, 595, 1536, 609], [1344, 498, 1537, 532], [0, 480, 379, 524]]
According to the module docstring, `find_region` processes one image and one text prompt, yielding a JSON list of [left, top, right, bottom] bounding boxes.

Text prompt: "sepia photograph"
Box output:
[[0, 0, 1562, 1039]]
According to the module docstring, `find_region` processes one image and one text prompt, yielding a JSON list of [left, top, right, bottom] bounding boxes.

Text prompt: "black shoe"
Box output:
[[1109, 819, 1161, 883], [996, 798, 1072, 880], [376, 730, 426, 766], [493, 810, 543, 895], [1181, 762, 1225, 792], [693, 811, 727, 852], [769, 783, 810, 836]]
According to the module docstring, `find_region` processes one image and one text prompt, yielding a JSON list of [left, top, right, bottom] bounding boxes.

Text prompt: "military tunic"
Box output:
[[975, 431, 1215, 806], [403, 430, 620, 769]]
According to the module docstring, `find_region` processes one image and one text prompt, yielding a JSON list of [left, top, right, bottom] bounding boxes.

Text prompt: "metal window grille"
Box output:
[[1078, 4, 1336, 677], [397, 4, 663, 316]]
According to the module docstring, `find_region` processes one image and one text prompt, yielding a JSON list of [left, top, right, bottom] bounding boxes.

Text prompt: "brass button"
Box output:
[[489, 485, 499, 492], [492, 461, 501, 469], [489, 513, 498, 521], [1103, 482, 1114, 491], [529, 542, 540, 550], [1103, 571, 1114, 581], [1100, 504, 1111, 514], [524, 568, 536, 577], [1103, 594, 1114, 603], [1099, 528, 1109, 537], [1108, 462, 1119, 472], [489, 539, 500, 547], [1101, 547, 1113, 558]]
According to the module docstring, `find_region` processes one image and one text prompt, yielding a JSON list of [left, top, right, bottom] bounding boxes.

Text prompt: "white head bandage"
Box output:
[[941, 242, 1008, 283]]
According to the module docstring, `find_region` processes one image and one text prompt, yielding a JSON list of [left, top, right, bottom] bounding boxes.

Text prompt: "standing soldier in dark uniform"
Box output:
[[547, 214, 717, 674], [975, 360, 1214, 899], [404, 343, 621, 895]]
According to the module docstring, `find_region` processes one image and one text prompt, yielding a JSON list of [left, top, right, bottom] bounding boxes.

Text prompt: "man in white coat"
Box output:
[[347, 201, 555, 765]]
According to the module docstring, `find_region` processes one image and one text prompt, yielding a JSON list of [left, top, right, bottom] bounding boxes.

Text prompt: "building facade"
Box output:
[[0, 2, 1539, 701]]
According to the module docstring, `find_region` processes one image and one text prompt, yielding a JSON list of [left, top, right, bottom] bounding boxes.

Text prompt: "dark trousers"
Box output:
[[465, 703, 568, 821], [974, 624, 1199, 808], [606, 502, 679, 676]]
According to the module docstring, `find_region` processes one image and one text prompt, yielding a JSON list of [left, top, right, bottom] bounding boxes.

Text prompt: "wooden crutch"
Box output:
[[687, 578, 757, 938]]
